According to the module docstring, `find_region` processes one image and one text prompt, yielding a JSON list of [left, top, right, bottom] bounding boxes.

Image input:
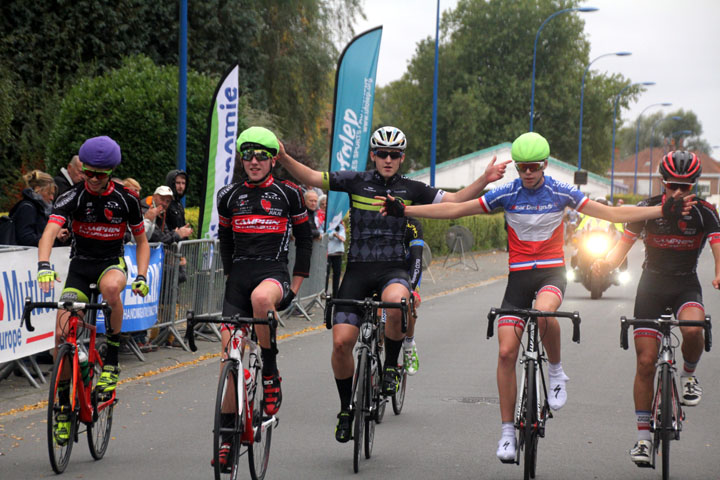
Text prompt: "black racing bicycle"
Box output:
[[325, 296, 408, 473], [620, 311, 711, 480], [185, 310, 279, 480], [487, 308, 581, 480]]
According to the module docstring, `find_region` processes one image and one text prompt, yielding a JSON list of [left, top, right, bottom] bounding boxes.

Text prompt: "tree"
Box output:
[[616, 109, 708, 158], [45, 55, 221, 207], [373, 0, 639, 176]]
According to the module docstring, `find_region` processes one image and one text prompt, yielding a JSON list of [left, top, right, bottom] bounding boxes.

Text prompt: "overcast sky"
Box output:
[[354, 0, 720, 158]]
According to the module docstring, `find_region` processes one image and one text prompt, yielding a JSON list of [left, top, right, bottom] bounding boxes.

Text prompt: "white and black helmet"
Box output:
[[370, 126, 407, 151]]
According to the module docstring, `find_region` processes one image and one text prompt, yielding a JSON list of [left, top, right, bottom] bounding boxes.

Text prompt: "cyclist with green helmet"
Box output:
[[213, 126, 313, 468], [380, 131, 691, 462]]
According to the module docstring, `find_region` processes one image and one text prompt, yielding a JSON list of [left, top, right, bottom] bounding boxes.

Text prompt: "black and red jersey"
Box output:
[[623, 194, 720, 275], [216, 175, 313, 277], [49, 181, 145, 260]]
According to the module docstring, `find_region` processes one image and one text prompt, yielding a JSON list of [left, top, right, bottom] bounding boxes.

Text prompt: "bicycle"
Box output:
[[620, 311, 712, 480], [486, 307, 581, 480], [21, 285, 116, 474], [324, 295, 408, 473], [378, 293, 416, 415], [185, 310, 279, 480]]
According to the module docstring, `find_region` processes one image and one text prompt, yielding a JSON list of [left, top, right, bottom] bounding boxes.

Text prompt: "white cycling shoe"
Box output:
[[496, 436, 516, 463], [548, 373, 569, 411]]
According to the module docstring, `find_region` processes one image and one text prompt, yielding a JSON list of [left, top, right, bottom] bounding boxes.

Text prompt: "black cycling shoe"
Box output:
[[335, 410, 353, 443], [382, 366, 400, 396]]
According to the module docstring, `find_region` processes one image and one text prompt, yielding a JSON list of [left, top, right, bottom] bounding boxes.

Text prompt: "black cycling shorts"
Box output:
[[61, 257, 127, 303], [498, 266, 566, 329], [633, 270, 703, 341], [222, 260, 291, 328], [333, 261, 410, 327]]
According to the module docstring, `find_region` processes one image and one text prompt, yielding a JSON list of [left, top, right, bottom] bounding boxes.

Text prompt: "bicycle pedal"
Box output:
[[635, 461, 653, 469], [499, 458, 515, 465]]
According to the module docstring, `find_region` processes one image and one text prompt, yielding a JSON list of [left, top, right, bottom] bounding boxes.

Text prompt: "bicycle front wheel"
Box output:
[[249, 366, 272, 480], [523, 359, 538, 480], [364, 355, 375, 460], [87, 362, 114, 459], [353, 351, 367, 473], [214, 360, 242, 480], [660, 365, 672, 480], [392, 365, 407, 415], [47, 344, 77, 474]]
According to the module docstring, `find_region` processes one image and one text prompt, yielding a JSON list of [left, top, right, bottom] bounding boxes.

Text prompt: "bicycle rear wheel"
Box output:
[[214, 361, 242, 480], [523, 360, 538, 480], [353, 351, 367, 473], [87, 362, 114, 459], [47, 344, 77, 474], [660, 365, 672, 480], [249, 366, 272, 480]]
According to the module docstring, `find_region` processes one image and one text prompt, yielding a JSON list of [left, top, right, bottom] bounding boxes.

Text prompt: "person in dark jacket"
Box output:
[[53, 155, 84, 197], [141, 186, 192, 244], [164, 169, 190, 232], [11, 170, 69, 246]]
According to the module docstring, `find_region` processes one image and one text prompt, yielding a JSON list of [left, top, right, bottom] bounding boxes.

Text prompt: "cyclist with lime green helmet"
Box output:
[[381, 131, 688, 463]]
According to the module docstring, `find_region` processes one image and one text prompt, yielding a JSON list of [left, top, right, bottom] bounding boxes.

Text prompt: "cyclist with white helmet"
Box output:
[[277, 125, 510, 443], [37, 136, 150, 445], [380, 131, 692, 462], [593, 150, 720, 466]]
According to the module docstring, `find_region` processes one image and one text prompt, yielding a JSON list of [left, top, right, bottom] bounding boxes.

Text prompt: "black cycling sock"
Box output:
[[385, 338, 403, 369], [105, 334, 120, 366], [261, 347, 277, 376], [335, 376, 353, 411]]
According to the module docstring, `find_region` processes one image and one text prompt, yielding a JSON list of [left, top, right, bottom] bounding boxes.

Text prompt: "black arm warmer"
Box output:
[[218, 225, 234, 273], [408, 244, 423, 291], [291, 220, 313, 277]]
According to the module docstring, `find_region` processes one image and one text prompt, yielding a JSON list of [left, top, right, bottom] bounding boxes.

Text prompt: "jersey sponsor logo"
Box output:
[[232, 215, 288, 234], [645, 233, 702, 250], [104, 208, 113, 221], [262, 192, 281, 201], [72, 221, 126, 240], [261, 199, 272, 212]]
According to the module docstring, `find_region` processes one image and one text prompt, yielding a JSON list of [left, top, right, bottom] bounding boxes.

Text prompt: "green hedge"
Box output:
[[418, 213, 507, 256]]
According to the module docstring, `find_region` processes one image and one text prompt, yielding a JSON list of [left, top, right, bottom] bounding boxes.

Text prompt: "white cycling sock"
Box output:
[[403, 336, 415, 346]]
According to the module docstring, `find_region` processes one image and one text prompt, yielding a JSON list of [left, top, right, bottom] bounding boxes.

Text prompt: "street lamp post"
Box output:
[[530, 6, 598, 131], [634, 102, 672, 194], [610, 81, 655, 203], [577, 51, 631, 170], [649, 115, 682, 196]]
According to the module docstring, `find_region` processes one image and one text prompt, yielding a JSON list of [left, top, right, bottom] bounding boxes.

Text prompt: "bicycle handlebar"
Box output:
[[184, 310, 278, 353], [620, 315, 712, 352], [21, 297, 112, 333], [486, 308, 581, 343], [324, 296, 409, 333]]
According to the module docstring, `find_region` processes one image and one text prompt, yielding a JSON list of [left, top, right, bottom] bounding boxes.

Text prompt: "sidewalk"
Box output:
[[0, 249, 508, 417]]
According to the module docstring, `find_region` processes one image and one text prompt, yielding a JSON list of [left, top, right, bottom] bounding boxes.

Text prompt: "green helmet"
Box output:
[[237, 126, 280, 156], [511, 132, 550, 162]]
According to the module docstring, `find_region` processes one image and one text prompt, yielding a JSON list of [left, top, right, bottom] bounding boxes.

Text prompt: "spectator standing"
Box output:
[[304, 190, 322, 239], [141, 186, 192, 244], [165, 170, 188, 231], [326, 219, 346, 296], [10, 170, 69, 246], [317, 194, 327, 227], [53, 155, 84, 197]]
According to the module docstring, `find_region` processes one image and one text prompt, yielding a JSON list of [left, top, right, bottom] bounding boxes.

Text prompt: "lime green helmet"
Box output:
[[511, 132, 550, 162], [237, 126, 280, 156]]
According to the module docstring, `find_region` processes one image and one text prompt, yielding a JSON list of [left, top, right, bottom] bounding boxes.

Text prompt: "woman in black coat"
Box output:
[[10, 170, 69, 246]]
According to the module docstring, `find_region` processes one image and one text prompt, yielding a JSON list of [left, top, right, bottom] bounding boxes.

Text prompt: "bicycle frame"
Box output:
[[620, 313, 712, 476]]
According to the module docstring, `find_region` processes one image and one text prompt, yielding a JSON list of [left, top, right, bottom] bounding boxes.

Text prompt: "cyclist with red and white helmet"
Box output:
[[37, 136, 150, 445], [277, 125, 510, 443], [380, 132, 692, 463], [594, 150, 720, 466]]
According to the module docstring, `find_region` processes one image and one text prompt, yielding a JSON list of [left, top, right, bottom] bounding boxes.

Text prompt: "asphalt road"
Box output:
[[2, 246, 719, 479]]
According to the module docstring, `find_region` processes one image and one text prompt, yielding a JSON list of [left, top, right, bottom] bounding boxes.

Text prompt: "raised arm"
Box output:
[[276, 140, 324, 189], [441, 156, 511, 203], [580, 200, 662, 224], [403, 197, 485, 219]]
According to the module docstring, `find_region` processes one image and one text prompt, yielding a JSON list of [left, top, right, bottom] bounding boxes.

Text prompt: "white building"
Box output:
[[406, 142, 627, 199]]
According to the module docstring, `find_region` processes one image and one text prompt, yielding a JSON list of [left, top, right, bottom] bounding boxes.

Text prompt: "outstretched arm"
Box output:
[[580, 191, 693, 223], [276, 141, 324, 189], [379, 194, 485, 219], [441, 156, 511, 203]]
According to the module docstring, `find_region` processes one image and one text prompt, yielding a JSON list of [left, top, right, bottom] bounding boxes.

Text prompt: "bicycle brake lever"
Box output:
[[486, 309, 496, 339], [620, 317, 629, 350], [21, 297, 35, 332]]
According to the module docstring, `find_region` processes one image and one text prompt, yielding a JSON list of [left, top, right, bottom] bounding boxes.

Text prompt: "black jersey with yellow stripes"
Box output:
[[323, 170, 443, 262]]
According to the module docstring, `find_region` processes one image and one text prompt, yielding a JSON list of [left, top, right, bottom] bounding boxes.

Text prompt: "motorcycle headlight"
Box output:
[[566, 269, 576, 282], [584, 234, 611, 255], [618, 271, 631, 285]]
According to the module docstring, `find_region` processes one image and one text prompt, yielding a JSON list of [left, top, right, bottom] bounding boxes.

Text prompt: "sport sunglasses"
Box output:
[[240, 149, 274, 162], [663, 181, 695, 192], [81, 167, 113, 179], [374, 150, 404, 160], [514, 161, 545, 173]]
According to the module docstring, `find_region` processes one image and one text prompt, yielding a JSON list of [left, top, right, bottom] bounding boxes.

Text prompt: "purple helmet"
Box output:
[[78, 136, 122, 169]]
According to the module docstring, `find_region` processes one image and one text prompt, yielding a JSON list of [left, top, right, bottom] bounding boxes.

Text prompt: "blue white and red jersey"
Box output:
[[479, 176, 587, 271]]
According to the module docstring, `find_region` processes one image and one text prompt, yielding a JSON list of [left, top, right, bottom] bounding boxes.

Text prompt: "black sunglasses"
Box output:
[[240, 149, 273, 162], [664, 181, 694, 192], [374, 150, 403, 160]]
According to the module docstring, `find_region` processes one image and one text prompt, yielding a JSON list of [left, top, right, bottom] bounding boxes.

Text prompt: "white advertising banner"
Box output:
[[0, 247, 71, 363]]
